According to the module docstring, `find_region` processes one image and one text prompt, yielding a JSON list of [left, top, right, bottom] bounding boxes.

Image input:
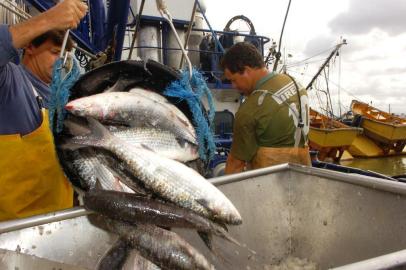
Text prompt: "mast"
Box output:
[[272, 0, 292, 72], [306, 39, 347, 90]]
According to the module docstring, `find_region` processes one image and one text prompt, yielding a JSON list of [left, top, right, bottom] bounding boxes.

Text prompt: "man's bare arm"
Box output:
[[9, 0, 87, 49]]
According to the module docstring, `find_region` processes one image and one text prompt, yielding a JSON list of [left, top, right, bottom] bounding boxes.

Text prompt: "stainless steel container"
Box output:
[[1, 164, 406, 269]]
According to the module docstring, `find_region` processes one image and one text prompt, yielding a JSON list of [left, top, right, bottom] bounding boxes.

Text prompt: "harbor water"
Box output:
[[341, 155, 406, 177]]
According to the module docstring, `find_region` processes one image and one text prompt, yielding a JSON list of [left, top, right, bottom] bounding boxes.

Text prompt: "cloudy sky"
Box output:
[[204, 0, 406, 115]]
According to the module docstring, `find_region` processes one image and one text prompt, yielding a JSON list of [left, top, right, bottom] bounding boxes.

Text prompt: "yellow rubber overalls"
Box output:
[[251, 74, 312, 169], [251, 146, 311, 169], [0, 85, 73, 221]]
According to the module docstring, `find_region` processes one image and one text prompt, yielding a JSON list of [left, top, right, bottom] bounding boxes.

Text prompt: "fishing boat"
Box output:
[[308, 108, 363, 162], [351, 100, 406, 154], [347, 133, 385, 157], [2, 164, 406, 269], [4, 2, 406, 269]]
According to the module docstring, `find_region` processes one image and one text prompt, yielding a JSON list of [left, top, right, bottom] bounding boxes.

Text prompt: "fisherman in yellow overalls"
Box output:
[[220, 42, 311, 174], [0, 0, 87, 221]]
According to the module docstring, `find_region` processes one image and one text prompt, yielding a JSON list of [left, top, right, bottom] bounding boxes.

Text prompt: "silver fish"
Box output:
[[69, 148, 144, 194], [95, 150, 149, 195], [110, 127, 199, 163], [103, 218, 215, 270], [123, 250, 161, 270], [84, 190, 240, 247], [75, 118, 242, 225], [65, 91, 197, 145], [127, 251, 161, 270], [129, 87, 169, 104], [67, 124, 199, 162], [97, 239, 130, 270]]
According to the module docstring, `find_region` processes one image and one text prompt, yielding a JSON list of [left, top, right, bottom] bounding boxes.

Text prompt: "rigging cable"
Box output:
[[313, 85, 326, 122], [285, 67, 361, 102], [323, 68, 335, 118], [287, 57, 330, 68], [272, 0, 292, 72], [338, 46, 342, 117], [286, 44, 337, 68]]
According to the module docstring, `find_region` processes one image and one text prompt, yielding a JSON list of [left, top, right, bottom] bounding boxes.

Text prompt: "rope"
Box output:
[[164, 68, 216, 161], [155, 0, 216, 161], [49, 57, 81, 133], [156, 0, 193, 79]]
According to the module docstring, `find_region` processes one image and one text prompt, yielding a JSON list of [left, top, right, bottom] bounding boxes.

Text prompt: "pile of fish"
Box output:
[[60, 88, 242, 270]]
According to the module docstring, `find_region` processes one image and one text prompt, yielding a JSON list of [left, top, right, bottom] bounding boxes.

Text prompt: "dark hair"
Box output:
[[31, 30, 74, 51], [220, 42, 265, 73]]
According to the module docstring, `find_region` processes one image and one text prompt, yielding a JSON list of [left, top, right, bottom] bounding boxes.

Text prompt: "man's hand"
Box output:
[[45, 0, 88, 30], [10, 0, 88, 49]]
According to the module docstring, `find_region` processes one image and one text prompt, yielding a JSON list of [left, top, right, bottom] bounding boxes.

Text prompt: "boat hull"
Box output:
[[351, 100, 406, 154], [308, 108, 363, 161], [362, 117, 406, 144], [309, 127, 362, 147], [348, 134, 384, 157]]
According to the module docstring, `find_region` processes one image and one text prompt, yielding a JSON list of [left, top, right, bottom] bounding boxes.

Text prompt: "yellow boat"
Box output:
[[348, 134, 384, 157], [351, 100, 406, 154], [309, 108, 363, 162]]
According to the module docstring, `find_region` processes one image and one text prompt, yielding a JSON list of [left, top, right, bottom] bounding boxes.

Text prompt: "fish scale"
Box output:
[[67, 125, 199, 163], [107, 138, 240, 224], [83, 189, 240, 247], [76, 118, 242, 225], [65, 92, 197, 145], [70, 148, 133, 192], [102, 218, 215, 270]]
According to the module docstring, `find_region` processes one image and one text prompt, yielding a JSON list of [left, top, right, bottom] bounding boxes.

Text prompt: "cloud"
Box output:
[[348, 54, 387, 62], [302, 35, 337, 57], [328, 0, 406, 36], [367, 67, 406, 76], [301, 34, 365, 60]]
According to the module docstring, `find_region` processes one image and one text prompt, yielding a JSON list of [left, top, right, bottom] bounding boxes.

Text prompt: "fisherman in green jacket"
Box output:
[[220, 42, 311, 174]]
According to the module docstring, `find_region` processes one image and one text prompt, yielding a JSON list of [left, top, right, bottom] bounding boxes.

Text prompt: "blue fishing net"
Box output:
[[49, 57, 81, 133], [164, 68, 216, 161]]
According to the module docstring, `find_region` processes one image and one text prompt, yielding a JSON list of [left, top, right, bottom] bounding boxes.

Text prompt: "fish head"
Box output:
[[215, 206, 243, 225], [65, 97, 104, 118], [198, 198, 243, 225]]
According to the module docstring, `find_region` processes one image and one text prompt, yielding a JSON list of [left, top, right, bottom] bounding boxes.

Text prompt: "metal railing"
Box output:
[[0, 0, 29, 24]]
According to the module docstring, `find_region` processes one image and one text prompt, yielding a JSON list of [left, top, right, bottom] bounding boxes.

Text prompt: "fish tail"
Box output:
[[87, 117, 115, 143], [210, 223, 241, 247], [62, 118, 115, 150], [58, 140, 87, 150], [64, 118, 91, 136], [217, 230, 241, 247], [104, 79, 122, 93], [197, 231, 213, 250], [198, 231, 232, 268], [97, 238, 130, 270]]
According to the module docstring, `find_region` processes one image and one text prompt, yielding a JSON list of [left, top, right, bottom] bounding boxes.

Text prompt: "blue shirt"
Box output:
[[0, 24, 51, 135]]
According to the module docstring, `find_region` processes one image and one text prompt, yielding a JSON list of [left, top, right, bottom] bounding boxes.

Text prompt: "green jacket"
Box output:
[[230, 72, 309, 161]]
